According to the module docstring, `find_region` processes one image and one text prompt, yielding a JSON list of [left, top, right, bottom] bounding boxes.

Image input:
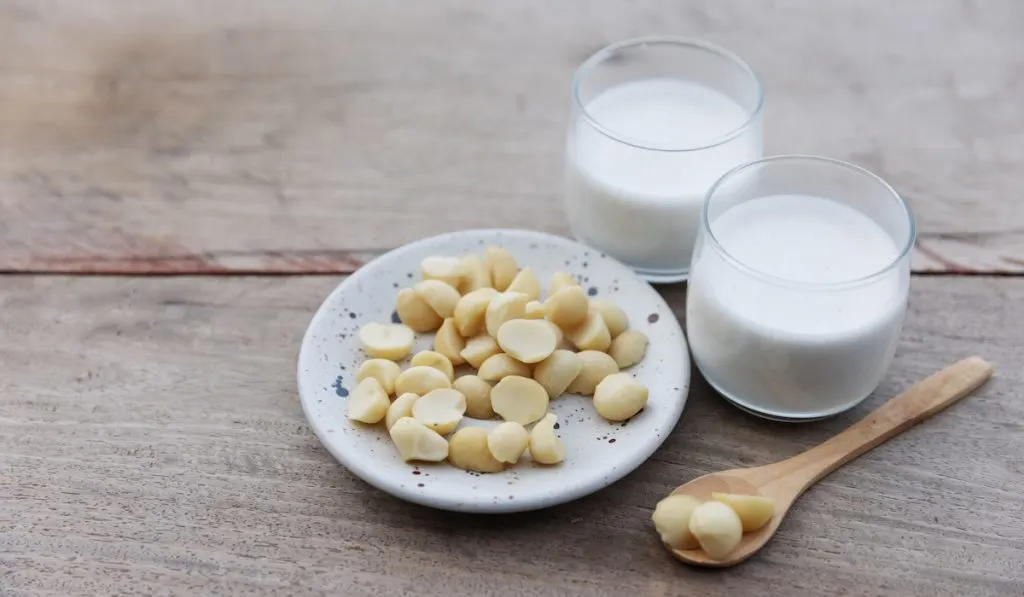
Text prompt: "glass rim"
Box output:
[[700, 154, 917, 290], [571, 36, 764, 153]]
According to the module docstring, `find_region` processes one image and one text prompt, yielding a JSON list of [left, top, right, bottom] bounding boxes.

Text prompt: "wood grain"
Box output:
[[777, 356, 996, 490], [1, 0, 1022, 273], [2, 276, 1022, 596]]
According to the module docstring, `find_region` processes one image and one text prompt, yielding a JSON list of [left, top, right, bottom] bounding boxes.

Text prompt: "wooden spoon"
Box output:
[[666, 356, 994, 567]]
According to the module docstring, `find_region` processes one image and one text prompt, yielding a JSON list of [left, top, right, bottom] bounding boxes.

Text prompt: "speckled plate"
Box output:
[[297, 229, 689, 513]]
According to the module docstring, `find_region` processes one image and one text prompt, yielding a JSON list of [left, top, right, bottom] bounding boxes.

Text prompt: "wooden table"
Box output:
[[2, 2, 1022, 595]]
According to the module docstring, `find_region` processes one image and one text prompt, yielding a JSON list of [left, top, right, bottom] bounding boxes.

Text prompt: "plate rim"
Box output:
[[297, 228, 690, 513]]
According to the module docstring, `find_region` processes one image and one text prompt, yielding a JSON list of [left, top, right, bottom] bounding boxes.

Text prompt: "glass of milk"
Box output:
[[565, 37, 763, 283], [686, 155, 916, 421]]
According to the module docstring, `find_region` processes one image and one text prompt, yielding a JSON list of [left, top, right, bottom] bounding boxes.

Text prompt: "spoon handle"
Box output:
[[766, 356, 994, 496]]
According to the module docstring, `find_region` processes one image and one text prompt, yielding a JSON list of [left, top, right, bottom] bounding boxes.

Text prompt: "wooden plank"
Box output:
[[1, 275, 1021, 596], [0, 0, 1022, 274]]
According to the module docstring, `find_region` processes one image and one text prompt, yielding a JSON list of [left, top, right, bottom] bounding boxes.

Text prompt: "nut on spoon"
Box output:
[[666, 356, 994, 567]]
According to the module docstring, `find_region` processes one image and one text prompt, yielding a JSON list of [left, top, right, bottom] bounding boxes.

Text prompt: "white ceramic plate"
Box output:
[[297, 229, 689, 513]]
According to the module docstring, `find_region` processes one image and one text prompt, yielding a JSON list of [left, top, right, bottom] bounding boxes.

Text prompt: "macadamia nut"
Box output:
[[545, 286, 589, 328], [421, 256, 465, 287], [548, 271, 578, 296], [652, 494, 702, 550], [533, 350, 582, 398], [413, 279, 461, 318], [484, 247, 518, 291], [389, 417, 449, 462], [358, 323, 415, 361], [506, 266, 541, 301], [346, 378, 391, 424], [529, 413, 564, 465], [590, 300, 629, 338], [711, 493, 775, 532], [411, 388, 466, 435], [566, 351, 619, 395], [460, 335, 501, 369], [452, 375, 493, 419], [395, 366, 452, 396], [485, 292, 529, 337], [593, 373, 648, 421], [496, 319, 557, 364], [490, 376, 549, 425], [410, 350, 455, 381], [544, 320, 566, 348], [688, 501, 743, 560], [448, 427, 506, 473], [524, 301, 546, 319], [486, 422, 529, 464], [434, 318, 466, 366], [386, 392, 420, 430], [609, 330, 648, 369], [395, 288, 443, 332], [458, 254, 491, 293], [477, 353, 531, 382], [454, 288, 499, 337], [565, 308, 611, 352], [356, 359, 402, 395]]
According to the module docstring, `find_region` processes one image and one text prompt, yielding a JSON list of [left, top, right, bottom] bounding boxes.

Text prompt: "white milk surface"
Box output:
[[565, 78, 760, 277], [686, 194, 908, 418]]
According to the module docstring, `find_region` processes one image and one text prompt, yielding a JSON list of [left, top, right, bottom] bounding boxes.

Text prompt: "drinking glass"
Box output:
[[686, 155, 916, 421], [564, 36, 763, 283]]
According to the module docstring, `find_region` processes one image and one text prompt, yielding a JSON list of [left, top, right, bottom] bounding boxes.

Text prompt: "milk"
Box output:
[[686, 194, 909, 419], [565, 78, 761, 280]]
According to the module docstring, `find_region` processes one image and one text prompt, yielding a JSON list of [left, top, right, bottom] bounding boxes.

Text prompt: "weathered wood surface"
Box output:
[[2, 275, 1021, 596], [1, 0, 1022, 274]]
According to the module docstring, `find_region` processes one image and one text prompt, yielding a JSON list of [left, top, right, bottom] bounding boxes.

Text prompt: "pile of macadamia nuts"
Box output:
[[348, 246, 651, 473], [652, 492, 775, 560]]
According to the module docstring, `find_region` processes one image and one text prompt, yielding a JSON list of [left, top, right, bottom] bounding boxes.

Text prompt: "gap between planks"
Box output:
[[2, 247, 1023, 276]]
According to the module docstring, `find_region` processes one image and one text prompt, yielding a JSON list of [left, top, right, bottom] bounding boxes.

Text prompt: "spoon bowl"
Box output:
[[668, 473, 778, 567], [665, 356, 994, 567]]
